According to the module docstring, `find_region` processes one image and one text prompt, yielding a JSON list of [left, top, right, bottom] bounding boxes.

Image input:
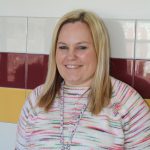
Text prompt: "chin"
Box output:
[[65, 80, 80, 86]]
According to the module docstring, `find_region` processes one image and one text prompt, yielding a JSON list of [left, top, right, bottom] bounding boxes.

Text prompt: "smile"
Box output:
[[65, 65, 81, 69]]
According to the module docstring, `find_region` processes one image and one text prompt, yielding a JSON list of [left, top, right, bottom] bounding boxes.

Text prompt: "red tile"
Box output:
[[110, 58, 134, 86], [134, 60, 150, 98], [26, 54, 48, 89], [0, 52, 25, 88]]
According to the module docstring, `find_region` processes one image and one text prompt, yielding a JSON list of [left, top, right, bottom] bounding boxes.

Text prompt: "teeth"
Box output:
[[66, 65, 79, 69]]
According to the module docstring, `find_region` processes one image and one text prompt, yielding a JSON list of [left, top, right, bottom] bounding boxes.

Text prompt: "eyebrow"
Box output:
[[57, 42, 67, 45], [57, 41, 90, 45]]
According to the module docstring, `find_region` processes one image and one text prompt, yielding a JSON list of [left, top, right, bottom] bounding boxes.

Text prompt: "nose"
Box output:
[[66, 48, 77, 60]]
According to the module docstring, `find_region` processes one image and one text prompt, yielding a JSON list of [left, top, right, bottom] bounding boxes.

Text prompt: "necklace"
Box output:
[[59, 85, 90, 150]]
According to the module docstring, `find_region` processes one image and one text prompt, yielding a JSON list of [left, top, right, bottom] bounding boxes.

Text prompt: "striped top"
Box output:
[[15, 77, 150, 150]]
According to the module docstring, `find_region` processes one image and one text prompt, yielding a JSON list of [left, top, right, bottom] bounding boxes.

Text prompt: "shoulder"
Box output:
[[110, 76, 147, 115], [25, 84, 44, 109], [110, 76, 142, 101], [28, 84, 44, 99]]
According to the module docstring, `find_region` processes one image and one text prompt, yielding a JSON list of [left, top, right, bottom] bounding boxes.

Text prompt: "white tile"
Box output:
[[135, 21, 150, 59], [0, 17, 27, 53], [104, 19, 135, 59], [27, 17, 59, 54], [0, 122, 17, 150]]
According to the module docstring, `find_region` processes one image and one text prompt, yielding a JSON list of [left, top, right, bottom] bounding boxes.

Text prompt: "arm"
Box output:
[[15, 86, 42, 150], [15, 95, 32, 149], [122, 88, 150, 149]]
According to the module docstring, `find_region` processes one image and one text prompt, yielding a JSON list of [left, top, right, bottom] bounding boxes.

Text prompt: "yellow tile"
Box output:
[[0, 87, 26, 123], [145, 99, 150, 107], [25, 89, 32, 98]]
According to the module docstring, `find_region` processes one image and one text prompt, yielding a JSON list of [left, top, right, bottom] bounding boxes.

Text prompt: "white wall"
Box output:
[[0, 0, 150, 149], [0, 0, 150, 19], [0, 123, 17, 150]]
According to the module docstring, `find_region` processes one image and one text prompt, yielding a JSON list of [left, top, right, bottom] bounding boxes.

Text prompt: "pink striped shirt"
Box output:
[[15, 77, 150, 149]]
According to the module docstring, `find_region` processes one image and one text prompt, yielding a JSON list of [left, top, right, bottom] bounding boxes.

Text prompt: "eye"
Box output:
[[78, 46, 88, 50], [58, 45, 68, 50]]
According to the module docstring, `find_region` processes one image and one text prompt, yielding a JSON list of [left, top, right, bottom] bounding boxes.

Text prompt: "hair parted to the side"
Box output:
[[37, 9, 112, 115]]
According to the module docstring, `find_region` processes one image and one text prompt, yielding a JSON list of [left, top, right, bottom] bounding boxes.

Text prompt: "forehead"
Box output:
[[57, 21, 93, 42], [59, 21, 89, 31]]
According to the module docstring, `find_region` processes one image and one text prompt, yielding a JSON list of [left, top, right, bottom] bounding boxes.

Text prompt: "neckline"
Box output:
[[63, 85, 90, 90]]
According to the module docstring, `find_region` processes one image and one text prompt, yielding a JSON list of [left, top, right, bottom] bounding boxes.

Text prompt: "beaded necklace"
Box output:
[[59, 85, 90, 150]]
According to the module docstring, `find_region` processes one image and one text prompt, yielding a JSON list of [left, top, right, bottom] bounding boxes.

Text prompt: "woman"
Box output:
[[15, 9, 150, 149]]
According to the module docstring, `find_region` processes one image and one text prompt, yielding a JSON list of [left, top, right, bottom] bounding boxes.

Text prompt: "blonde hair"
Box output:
[[38, 9, 112, 115]]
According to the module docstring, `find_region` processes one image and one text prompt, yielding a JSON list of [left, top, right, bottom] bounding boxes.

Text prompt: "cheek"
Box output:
[[56, 52, 62, 64], [88, 57, 97, 73], [83, 52, 97, 66]]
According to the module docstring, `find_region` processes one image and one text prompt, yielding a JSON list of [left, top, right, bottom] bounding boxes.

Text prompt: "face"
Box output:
[[56, 21, 97, 87]]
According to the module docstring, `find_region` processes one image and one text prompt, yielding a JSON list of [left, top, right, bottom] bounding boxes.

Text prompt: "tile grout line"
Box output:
[[132, 20, 137, 87], [25, 17, 29, 98]]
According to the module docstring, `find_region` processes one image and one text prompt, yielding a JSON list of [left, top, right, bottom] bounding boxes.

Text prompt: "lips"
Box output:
[[65, 65, 81, 69]]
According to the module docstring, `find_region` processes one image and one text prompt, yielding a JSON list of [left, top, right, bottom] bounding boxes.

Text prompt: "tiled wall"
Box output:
[[0, 17, 150, 122], [104, 20, 150, 99], [0, 16, 150, 150]]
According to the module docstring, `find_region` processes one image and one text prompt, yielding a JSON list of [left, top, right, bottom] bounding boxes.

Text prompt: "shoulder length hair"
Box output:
[[37, 9, 112, 115]]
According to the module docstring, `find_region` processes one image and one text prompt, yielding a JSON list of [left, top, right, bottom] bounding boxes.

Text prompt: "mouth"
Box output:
[[65, 65, 82, 69]]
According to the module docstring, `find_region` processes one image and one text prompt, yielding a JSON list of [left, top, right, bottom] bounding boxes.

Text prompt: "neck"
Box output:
[[64, 81, 91, 88]]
